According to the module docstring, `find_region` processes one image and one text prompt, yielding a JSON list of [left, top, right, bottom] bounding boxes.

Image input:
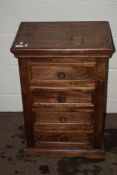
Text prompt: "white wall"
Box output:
[[0, 0, 117, 112]]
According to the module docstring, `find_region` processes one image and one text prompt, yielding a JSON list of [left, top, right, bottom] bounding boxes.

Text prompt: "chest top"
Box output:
[[11, 21, 114, 56]]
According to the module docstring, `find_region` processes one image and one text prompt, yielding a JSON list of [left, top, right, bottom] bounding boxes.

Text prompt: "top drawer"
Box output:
[[29, 63, 96, 82]]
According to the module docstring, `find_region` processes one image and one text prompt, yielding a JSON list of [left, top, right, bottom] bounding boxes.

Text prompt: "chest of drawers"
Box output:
[[11, 21, 114, 159]]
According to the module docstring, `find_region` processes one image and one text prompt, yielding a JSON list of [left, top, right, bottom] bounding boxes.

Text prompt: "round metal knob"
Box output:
[[58, 72, 65, 79], [59, 117, 67, 123], [58, 96, 66, 103], [59, 135, 68, 142]]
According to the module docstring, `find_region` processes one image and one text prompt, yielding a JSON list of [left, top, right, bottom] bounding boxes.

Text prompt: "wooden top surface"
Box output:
[[11, 21, 114, 55]]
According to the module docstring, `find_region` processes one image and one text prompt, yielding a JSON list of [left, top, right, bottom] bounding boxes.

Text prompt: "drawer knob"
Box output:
[[58, 96, 66, 103], [58, 72, 65, 79], [59, 117, 67, 123], [59, 135, 68, 142]]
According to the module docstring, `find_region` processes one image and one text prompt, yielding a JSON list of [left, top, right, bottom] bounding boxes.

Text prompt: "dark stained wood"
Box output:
[[30, 80, 96, 88], [24, 148, 105, 159], [30, 63, 96, 81], [11, 21, 115, 159], [94, 58, 108, 148], [34, 108, 94, 125], [31, 88, 95, 105], [34, 141, 93, 149], [18, 59, 35, 147], [28, 57, 96, 63], [11, 21, 114, 55], [33, 129, 94, 143], [33, 103, 94, 108], [34, 123, 94, 130]]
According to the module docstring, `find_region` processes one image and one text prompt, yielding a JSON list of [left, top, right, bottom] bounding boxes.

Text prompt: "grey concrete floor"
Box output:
[[0, 112, 117, 175]]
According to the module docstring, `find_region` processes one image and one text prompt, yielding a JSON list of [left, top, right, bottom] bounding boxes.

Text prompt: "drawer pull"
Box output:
[[58, 72, 65, 79], [59, 135, 68, 142], [58, 96, 66, 103], [59, 117, 67, 123]]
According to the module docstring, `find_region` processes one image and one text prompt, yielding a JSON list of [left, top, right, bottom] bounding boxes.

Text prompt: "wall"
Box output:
[[0, 0, 117, 112]]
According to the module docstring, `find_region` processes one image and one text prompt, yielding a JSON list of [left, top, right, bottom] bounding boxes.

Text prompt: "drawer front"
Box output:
[[33, 108, 94, 130], [34, 130, 93, 143], [30, 64, 95, 81], [32, 88, 95, 105]]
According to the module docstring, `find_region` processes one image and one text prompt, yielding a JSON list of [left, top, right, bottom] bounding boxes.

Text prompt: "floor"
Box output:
[[0, 112, 117, 175]]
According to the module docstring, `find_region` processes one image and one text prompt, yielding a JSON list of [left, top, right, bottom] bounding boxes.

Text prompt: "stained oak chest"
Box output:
[[11, 21, 115, 159]]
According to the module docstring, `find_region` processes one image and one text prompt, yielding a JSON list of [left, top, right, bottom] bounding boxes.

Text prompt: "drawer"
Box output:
[[33, 108, 94, 130], [30, 64, 96, 81], [31, 88, 95, 105], [33, 129, 94, 143]]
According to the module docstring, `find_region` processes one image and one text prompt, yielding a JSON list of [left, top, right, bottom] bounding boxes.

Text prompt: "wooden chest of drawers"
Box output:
[[11, 21, 114, 159]]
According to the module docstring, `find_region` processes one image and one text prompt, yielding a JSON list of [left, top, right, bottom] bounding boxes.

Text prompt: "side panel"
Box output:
[[18, 59, 34, 147], [94, 57, 108, 148]]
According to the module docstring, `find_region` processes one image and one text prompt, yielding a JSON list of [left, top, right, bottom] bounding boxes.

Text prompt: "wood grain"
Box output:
[[30, 64, 96, 81], [11, 21, 114, 159], [34, 108, 94, 124], [33, 129, 94, 143], [24, 148, 105, 159], [31, 88, 95, 105]]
